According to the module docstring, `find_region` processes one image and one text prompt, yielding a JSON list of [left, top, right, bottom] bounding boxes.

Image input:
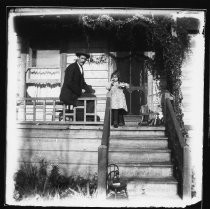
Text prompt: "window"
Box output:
[[32, 50, 60, 67]]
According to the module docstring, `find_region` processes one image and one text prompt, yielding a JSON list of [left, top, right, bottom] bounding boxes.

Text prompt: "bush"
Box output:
[[13, 159, 98, 201]]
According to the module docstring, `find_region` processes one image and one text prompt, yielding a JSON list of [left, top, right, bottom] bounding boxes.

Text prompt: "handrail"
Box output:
[[165, 99, 185, 147], [98, 92, 111, 198], [17, 97, 104, 101], [101, 93, 111, 146], [163, 94, 191, 200]]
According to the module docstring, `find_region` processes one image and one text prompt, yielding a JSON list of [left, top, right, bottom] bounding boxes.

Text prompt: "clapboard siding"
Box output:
[[84, 70, 108, 78], [17, 124, 103, 177], [93, 87, 108, 95], [84, 78, 108, 87], [19, 137, 101, 151]]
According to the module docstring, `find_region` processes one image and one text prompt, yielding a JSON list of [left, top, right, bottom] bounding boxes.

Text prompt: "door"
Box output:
[[115, 52, 146, 115]]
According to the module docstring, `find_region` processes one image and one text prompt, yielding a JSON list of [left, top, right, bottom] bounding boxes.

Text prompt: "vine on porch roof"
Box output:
[[81, 14, 192, 138]]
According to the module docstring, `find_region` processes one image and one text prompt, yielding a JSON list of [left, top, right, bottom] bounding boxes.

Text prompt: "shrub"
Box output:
[[13, 159, 98, 201]]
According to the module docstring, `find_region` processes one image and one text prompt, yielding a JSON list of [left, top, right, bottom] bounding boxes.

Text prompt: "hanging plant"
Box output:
[[80, 14, 192, 138], [89, 54, 108, 64]]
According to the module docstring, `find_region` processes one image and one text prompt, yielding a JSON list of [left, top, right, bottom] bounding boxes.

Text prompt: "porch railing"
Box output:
[[98, 92, 111, 197], [16, 97, 106, 124], [162, 93, 191, 200]]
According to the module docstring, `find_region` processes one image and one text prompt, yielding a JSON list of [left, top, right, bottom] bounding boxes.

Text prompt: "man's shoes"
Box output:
[[113, 122, 118, 128], [118, 122, 125, 126]]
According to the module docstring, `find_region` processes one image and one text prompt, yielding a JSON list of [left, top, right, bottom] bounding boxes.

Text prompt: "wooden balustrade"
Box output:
[[163, 95, 191, 200], [16, 96, 105, 124]]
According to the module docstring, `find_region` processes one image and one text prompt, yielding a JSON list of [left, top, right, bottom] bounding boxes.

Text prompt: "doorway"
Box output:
[[115, 52, 146, 115]]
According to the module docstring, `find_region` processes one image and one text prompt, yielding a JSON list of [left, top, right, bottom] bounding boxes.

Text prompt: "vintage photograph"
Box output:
[[6, 7, 205, 207]]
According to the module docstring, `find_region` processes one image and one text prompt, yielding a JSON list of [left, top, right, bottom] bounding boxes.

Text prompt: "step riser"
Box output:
[[115, 166, 173, 178], [127, 182, 177, 196], [111, 131, 165, 136], [124, 116, 143, 120], [109, 152, 171, 163], [125, 122, 140, 126], [110, 140, 168, 149]]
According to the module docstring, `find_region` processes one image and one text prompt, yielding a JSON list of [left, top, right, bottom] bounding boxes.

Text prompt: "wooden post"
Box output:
[[84, 99, 87, 122], [129, 51, 132, 114], [60, 53, 67, 86], [94, 100, 97, 122], [101, 96, 110, 146], [43, 100, 46, 121], [17, 36, 28, 98], [63, 104, 66, 121], [33, 100, 36, 122], [98, 145, 108, 198], [183, 145, 191, 200], [52, 100, 56, 121], [23, 99, 26, 121], [73, 106, 76, 122]]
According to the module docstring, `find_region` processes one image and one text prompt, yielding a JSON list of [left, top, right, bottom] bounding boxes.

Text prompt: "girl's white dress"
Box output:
[[107, 82, 128, 112]]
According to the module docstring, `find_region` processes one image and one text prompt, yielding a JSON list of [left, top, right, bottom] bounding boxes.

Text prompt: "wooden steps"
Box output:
[[110, 126, 165, 136], [111, 162, 173, 178], [127, 177, 178, 197], [124, 115, 143, 126], [109, 148, 171, 163], [108, 123, 179, 198]]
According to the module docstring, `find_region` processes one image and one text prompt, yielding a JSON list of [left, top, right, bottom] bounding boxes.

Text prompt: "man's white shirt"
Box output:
[[77, 62, 83, 75]]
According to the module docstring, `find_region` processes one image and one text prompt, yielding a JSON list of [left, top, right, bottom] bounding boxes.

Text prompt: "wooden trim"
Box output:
[[17, 97, 106, 101], [17, 121, 103, 125]]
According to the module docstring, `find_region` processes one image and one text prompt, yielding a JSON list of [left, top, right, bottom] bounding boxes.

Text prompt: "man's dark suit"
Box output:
[[59, 62, 89, 106]]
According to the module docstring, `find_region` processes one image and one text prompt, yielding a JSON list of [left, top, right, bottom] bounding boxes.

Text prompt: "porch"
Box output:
[[10, 8, 204, 205], [15, 93, 191, 202]]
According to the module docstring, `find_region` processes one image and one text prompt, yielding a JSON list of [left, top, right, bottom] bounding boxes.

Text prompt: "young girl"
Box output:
[[106, 71, 129, 128]]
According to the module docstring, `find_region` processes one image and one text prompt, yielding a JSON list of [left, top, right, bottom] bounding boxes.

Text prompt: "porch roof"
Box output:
[[12, 9, 201, 52]]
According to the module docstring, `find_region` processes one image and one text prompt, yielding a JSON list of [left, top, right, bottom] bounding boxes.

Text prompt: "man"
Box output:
[[59, 52, 91, 108]]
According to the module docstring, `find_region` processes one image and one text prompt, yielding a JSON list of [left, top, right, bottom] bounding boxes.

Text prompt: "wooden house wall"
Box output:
[[181, 34, 204, 131], [16, 124, 103, 177], [181, 34, 204, 199]]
